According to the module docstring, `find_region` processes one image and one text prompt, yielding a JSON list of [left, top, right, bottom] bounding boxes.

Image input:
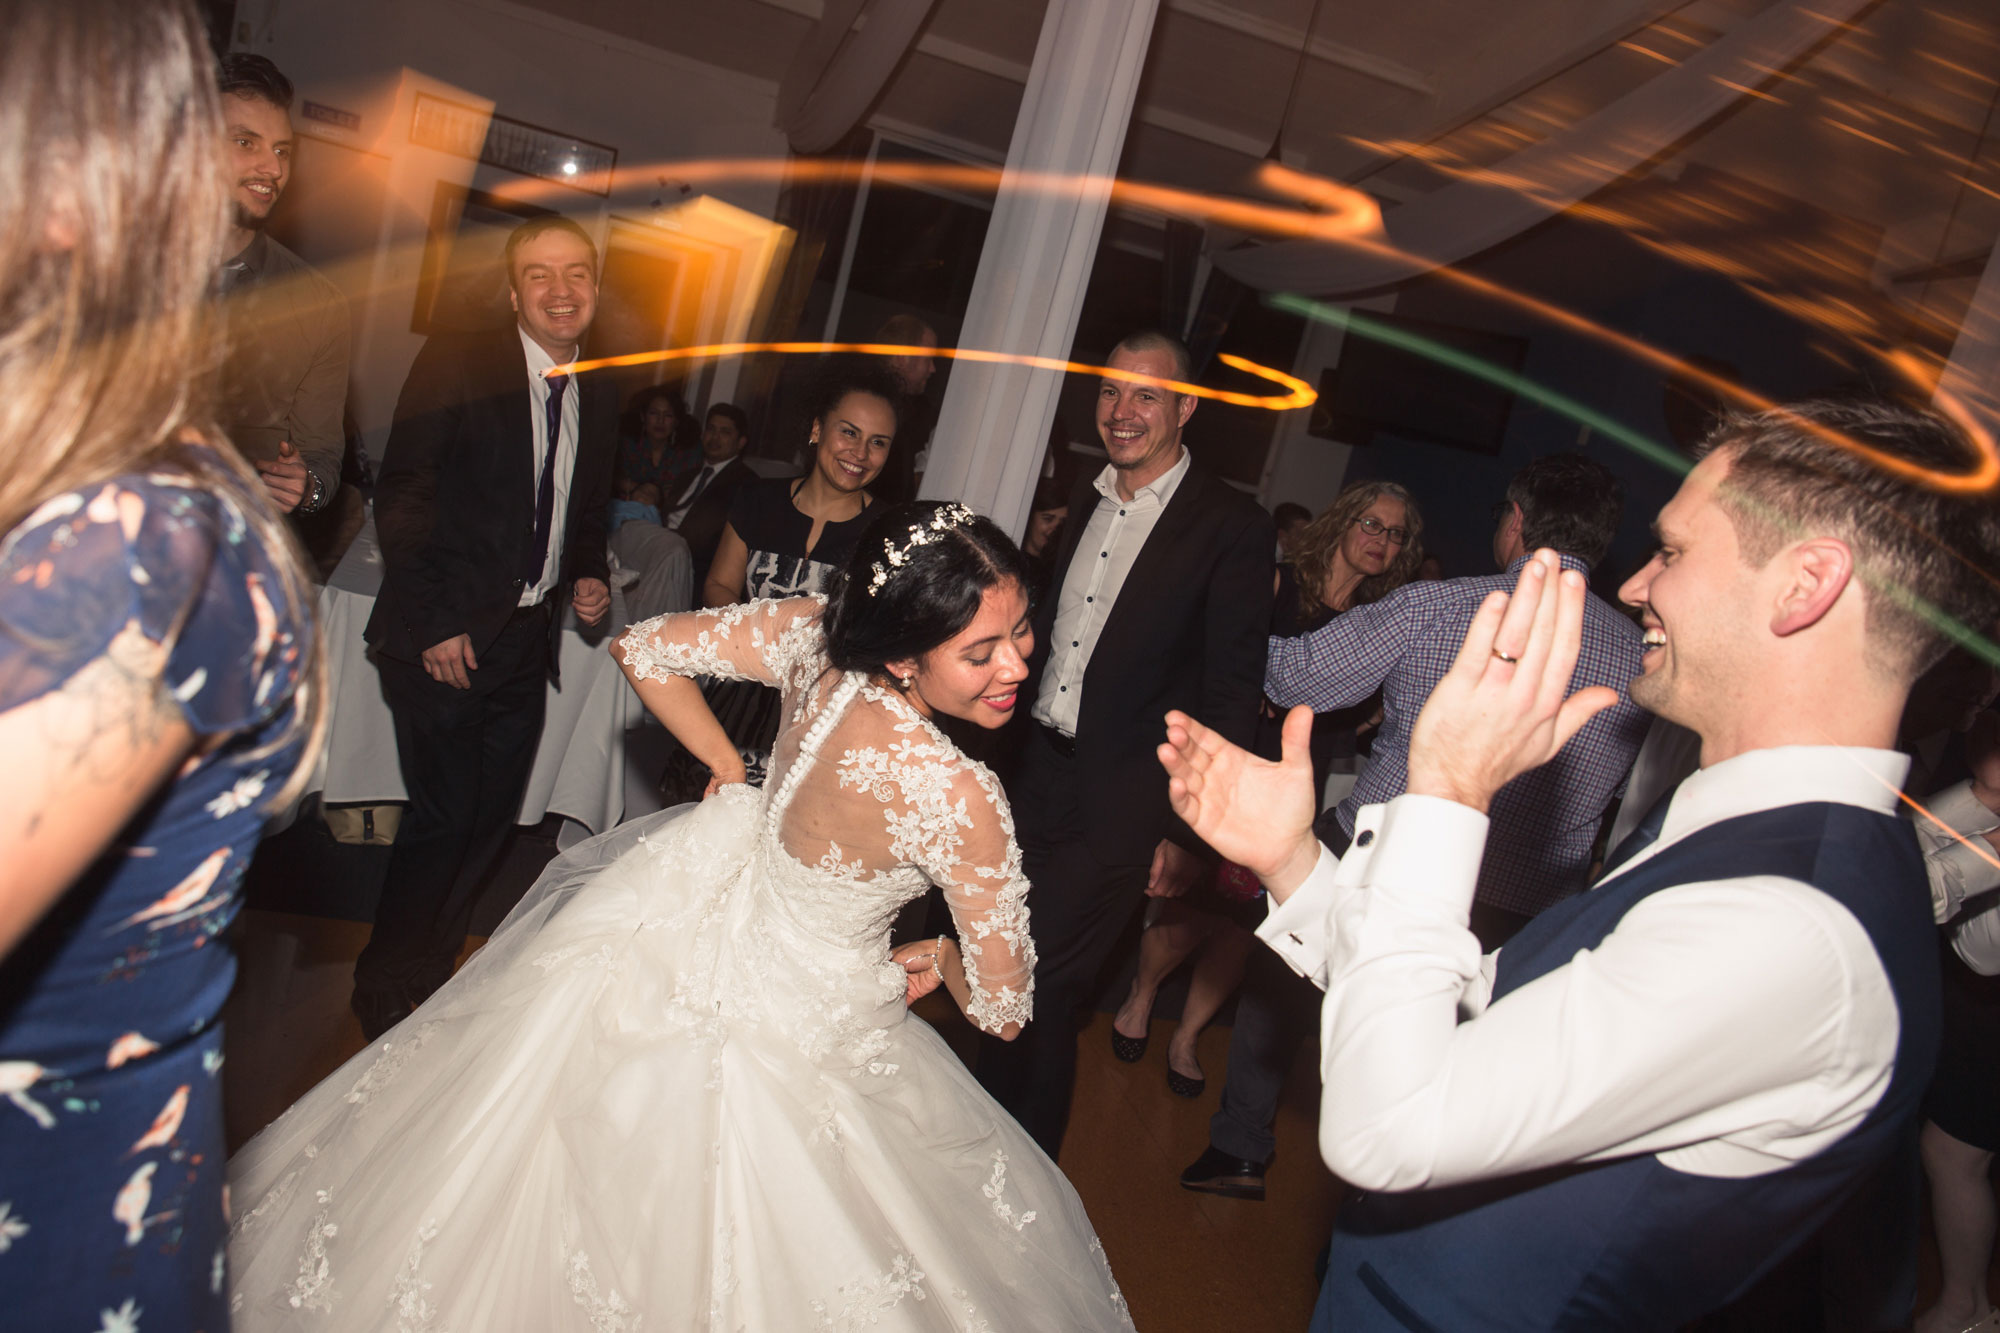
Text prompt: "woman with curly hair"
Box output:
[[1111, 481, 1423, 1100]]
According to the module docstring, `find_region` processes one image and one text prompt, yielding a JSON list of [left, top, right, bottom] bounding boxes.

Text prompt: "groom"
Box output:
[[1160, 397, 2000, 1329], [977, 329, 1273, 1158]]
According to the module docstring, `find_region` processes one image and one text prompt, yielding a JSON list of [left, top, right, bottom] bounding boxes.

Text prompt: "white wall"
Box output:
[[233, 0, 789, 447]]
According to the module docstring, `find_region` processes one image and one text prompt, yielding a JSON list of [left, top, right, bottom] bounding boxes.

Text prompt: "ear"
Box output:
[[1769, 538, 1855, 638], [508, 284, 521, 316], [1176, 390, 1198, 428], [883, 656, 919, 686]]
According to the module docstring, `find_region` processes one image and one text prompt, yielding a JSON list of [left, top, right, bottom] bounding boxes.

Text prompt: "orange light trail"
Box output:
[[494, 157, 1382, 246], [551, 342, 1317, 412]]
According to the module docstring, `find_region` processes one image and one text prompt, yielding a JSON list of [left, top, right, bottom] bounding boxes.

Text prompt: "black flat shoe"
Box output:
[[1166, 1067, 1206, 1099], [1179, 1145, 1266, 1201], [1110, 1027, 1149, 1063]]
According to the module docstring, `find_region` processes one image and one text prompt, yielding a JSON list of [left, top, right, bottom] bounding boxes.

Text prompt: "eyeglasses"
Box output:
[[1355, 515, 1409, 545]]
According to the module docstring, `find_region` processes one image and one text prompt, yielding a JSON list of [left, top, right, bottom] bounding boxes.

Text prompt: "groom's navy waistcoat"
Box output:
[[1311, 801, 1939, 1333]]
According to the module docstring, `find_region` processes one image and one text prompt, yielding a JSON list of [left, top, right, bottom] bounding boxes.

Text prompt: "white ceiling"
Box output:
[[524, 0, 2000, 323]]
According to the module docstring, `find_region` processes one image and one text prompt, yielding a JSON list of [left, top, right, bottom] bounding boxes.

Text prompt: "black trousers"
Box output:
[[354, 605, 550, 1001], [1207, 820, 1531, 1167], [976, 725, 1151, 1159]]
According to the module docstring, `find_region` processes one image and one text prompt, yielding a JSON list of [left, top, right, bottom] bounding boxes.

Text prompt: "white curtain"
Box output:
[[918, 0, 1164, 538]]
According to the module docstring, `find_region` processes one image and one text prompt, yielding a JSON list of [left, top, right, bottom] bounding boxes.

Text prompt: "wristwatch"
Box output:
[[299, 467, 328, 515]]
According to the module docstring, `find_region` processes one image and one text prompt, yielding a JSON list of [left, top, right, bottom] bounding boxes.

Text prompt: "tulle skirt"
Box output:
[[227, 790, 1132, 1331]]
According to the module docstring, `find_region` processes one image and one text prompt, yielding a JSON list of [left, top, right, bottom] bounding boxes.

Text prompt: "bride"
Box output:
[[227, 502, 1134, 1331]]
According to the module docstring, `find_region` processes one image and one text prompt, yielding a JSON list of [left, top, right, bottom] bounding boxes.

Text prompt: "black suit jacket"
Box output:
[[365, 326, 616, 671], [1025, 461, 1275, 865], [670, 455, 756, 582]]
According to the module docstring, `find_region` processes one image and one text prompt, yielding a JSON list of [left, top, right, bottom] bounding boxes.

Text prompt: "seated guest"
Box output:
[[608, 480, 661, 533], [1123, 481, 1423, 1113], [664, 365, 897, 797], [871, 313, 937, 504], [0, 5, 319, 1326], [616, 385, 696, 504], [1272, 500, 1311, 560], [1181, 456, 1645, 1199], [1019, 473, 1071, 601], [1161, 397, 2000, 1331], [665, 401, 754, 586]]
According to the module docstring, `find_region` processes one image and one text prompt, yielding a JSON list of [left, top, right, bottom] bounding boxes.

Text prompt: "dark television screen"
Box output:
[[1311, 312, 1528, 456]]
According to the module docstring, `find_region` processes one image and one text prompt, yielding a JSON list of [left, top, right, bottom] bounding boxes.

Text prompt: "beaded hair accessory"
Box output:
[[867, 503, 977, 596]]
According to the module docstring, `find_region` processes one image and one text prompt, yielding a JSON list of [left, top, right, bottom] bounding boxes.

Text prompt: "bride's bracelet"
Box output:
[[930, 934, 949, 985]]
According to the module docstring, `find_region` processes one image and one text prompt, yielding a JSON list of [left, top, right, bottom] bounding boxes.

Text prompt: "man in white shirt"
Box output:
[[1160, 397, 2000, 1330], [977, 330, 1273, 1157]]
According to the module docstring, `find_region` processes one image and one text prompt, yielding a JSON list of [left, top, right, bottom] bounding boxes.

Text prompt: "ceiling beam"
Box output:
[[1162, 0, 1433, 96], [753, 0, 1424, 159]]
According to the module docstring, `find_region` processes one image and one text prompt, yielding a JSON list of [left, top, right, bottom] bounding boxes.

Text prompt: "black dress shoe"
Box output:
[[1180, 1145, 1266, 1201], [1110, 1026, 1148, 1063], [350, 986, 412, 1043], [1166, 1067, 1205, 1099]]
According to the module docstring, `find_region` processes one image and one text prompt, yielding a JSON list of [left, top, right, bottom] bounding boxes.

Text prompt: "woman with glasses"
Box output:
[[1111, 482, 1424, 1098]]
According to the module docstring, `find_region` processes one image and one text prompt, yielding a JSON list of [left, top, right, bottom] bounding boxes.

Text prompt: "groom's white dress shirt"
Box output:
[[1256, 745, 1910, 1196]]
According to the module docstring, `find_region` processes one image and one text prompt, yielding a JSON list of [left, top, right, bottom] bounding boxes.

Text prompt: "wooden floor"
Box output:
[[221, 909, 1338, 1332]]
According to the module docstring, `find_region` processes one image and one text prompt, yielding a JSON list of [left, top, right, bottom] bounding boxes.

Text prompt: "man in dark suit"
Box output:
[[665, 401, 755, 586], [352, 216, 616, 1038], [976, 329, 1274, 1158]]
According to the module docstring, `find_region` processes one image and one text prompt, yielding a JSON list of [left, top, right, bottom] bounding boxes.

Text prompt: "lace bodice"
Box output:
[[620, 597, 1035, 1036]]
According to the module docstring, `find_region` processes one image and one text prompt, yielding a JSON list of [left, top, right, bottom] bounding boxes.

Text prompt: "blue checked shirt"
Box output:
[[1266, 554, 1650, 916]]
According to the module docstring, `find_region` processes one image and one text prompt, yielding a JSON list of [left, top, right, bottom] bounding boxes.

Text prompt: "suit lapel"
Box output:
[[1088, 464, 1211, 674], [1034, 471, 1102, 646], [485, 327, 535, 507]]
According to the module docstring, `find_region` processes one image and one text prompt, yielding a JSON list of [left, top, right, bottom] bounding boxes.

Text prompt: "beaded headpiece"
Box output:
[[867, 503, 977, 596]]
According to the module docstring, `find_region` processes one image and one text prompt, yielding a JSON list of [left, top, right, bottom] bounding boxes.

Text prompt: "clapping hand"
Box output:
[[1404, 549, 1619, 814], [1158, 703, 1321, 901]]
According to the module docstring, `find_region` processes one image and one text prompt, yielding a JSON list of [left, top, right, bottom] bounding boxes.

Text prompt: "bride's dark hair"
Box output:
[[823, 501, 1032, 677]]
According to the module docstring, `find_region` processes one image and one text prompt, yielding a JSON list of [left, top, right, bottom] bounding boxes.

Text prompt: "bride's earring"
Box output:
[[896, 672, 915, 691]]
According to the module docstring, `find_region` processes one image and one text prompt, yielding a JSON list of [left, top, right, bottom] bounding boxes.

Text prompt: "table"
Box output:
[[299, 512, 663, 846]]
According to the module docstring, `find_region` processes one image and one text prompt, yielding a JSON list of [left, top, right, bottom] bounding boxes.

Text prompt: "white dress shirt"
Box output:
[[519, 327, 579, 607], [666, 459, 724, 530], [1258, 745, 1909, 1195], [1032, 447, 1192, 736], [1915, 779, 2000, 972]]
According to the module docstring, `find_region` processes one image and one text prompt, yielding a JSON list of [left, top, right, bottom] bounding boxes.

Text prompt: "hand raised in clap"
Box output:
[[1405, 549, 1619, 814], [1158, 703, 1321, 902]]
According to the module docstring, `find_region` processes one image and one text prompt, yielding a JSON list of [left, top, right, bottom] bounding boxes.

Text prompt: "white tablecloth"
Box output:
[[303, 512, 662, 845]]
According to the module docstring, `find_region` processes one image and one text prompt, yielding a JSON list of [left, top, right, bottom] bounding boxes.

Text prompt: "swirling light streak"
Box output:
[[1275, 293, 2000, 666], [494, 156, 1383, 246], [551, 342, 1317, 413]]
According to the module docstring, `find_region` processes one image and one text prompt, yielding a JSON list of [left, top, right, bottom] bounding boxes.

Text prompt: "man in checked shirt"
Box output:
[[1181, 452, 1647, 1201]]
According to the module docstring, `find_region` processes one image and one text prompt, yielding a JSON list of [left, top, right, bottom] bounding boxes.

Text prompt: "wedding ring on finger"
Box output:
[[1491, 648, 1521, 664]]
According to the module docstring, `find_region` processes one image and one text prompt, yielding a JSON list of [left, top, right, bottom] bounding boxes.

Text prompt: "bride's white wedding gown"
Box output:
[[227, 597, 1134, 1331]]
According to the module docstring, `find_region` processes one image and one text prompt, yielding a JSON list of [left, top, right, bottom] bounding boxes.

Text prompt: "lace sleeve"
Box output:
[[615, 595, 825, 689], [914, 762, 1036, 1038]]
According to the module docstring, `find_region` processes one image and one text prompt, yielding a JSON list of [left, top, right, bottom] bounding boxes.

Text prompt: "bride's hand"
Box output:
[[703, 759, 748, 798], [889, 938, 955, 1005]]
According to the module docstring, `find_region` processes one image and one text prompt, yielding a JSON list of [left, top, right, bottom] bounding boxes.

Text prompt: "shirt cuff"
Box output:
[[1365, 793, 1491, 922], [1258, 843, 1341, 986]]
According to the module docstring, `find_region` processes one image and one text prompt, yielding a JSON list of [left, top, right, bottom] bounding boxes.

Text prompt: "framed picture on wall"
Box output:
[[412, 182, 555, 335]]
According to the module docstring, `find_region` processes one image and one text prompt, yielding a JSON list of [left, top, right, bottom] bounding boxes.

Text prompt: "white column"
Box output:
[[918, 0, 1161, 538]]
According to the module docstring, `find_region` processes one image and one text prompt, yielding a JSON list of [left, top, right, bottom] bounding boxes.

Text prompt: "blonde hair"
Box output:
[[0, 0, 323, 802], [1290, 481, 1424, 618]]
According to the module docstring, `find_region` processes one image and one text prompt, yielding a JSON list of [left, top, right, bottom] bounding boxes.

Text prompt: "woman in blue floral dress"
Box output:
[[0, 3, 321, 1328]]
